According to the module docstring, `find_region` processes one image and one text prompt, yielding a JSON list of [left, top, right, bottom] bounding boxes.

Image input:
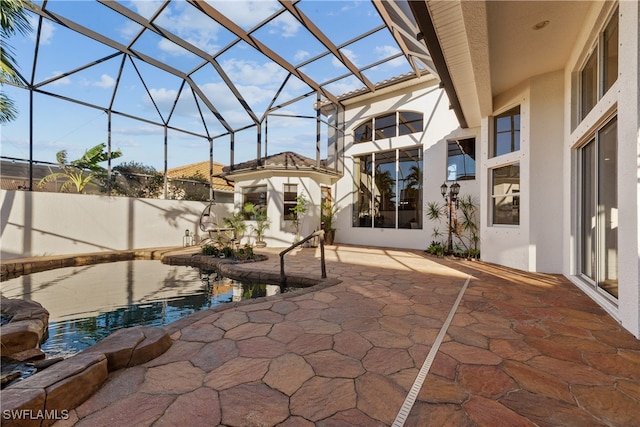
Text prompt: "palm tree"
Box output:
[[1, 0, 33, 123], [38, 143, 123, 193]]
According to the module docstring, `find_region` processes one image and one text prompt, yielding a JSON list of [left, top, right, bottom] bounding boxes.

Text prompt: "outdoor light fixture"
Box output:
[[441, 181, 461, 253]]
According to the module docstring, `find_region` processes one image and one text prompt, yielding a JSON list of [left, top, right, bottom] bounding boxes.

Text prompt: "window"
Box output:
[[243, 186, 266, 210], [398, 148, 422, 229], [579, 9, 618, 121], [353, 148, 422, 229], [354, 111, 423, 143], [283, 184, 297, 220], [375, 113, 396, 139], [398, 112, 423, 136], [493, 107, 520, 157], [374, 150, 396, 228], [447, 138, 475, 180], [491, 164, 520, 225], [354, 120, 372, 143], [353, 155, 373, 227]]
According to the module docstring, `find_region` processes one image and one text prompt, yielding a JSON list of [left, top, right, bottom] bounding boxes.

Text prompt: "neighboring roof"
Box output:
[[0, 160, 72, 193], [221, 151, 337, 178], [166, 161, 233, 192]]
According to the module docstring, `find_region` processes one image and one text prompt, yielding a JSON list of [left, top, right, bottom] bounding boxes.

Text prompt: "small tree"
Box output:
[[426, 194, 479, 258], [291, 193, 308, 241], [38, 143, 122, 193], [1, 0, 34, 124], [111, 161, 163, 198], [223, 204, 248, 242], [245, 204, 270, 246]]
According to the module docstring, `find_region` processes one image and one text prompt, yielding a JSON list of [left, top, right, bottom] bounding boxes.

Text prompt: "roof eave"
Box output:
[[409, 1, 468, 129]]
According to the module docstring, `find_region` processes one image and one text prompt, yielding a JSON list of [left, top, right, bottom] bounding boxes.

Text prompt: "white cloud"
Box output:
[[220, 58, 286, 86], [47, 72, 71, 86], [93, 74, 116, 89], [376, 45, 404, 67], [294, 50, 310, 62], [267, 12, 301, 38], [212, 1, 280, 30], [130, 1, 223, 55], [336, 48, 359, 67], [29, 17, 54, 45]]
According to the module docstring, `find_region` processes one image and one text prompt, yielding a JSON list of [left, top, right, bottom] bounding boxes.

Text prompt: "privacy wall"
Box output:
[[0, 190, 232, 259]]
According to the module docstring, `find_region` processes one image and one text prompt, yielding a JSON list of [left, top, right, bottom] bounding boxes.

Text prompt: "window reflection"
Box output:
[[491, 164, 520, 225], [353, 148, 422, 229]]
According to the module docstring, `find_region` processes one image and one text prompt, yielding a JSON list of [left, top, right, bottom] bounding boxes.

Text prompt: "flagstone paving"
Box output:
[[41, 245, 640, 426]]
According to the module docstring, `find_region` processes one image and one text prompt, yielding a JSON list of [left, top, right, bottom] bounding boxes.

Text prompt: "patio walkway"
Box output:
[[53, 245, 639, 426]]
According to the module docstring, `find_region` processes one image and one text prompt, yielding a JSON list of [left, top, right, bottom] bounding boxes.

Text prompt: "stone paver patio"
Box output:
[[6, 244, 640, 426]]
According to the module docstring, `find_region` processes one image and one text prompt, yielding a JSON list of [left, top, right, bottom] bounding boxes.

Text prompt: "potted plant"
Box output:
[[251, 205, 270, 248], [321, 201, 337, 245]]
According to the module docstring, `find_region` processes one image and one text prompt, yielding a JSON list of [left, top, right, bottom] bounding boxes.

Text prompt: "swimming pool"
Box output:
[[0, 260, 281, 360]]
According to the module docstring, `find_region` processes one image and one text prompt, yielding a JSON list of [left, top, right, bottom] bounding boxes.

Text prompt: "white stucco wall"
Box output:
[[231, 173, 331, 248], [480, 71, 565, 274], [615, 0, 640, 338], [561, 1, 639, 338], [0, 190, 233, 259], [332, 76, 478, 251]]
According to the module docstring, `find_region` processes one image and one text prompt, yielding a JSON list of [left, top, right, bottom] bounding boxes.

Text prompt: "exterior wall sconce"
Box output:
[[440, 181, 460, 253]]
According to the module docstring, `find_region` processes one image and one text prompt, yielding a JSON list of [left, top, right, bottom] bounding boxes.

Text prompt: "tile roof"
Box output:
[[166, 161, 234, 192], [222, 151, 335, 176]]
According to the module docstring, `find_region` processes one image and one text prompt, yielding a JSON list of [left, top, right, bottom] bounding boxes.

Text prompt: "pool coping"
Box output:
[[0, 247, 341, 419], [160, 252, 342, 335], [0, 247, 180, 281]]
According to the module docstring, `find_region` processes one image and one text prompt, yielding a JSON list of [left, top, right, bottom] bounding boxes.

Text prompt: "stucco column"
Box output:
[[617, 0, 640, 338]]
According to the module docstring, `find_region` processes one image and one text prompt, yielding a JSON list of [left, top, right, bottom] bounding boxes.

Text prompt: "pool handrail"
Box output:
[[279, 230, 326, 286]]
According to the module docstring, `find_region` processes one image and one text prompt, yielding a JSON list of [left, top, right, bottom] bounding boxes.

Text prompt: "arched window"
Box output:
[[353, 111, 423, 143]]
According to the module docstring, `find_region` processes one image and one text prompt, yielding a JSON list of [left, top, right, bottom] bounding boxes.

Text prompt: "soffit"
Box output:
[[487, 1, 594, 95], [425, 0, 595, 128]]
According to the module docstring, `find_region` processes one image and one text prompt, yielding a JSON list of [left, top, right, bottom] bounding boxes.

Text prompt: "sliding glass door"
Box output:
[[579, 116, 618, 299]]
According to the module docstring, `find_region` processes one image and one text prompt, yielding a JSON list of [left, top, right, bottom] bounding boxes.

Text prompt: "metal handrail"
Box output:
[[280, 230, 326, 286]]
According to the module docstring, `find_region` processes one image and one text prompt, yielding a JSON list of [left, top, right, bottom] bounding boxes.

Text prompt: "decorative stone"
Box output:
[[9, 348, 46, 362], [305, 350, 365, 378], [129, 327, 173, 367], [1, 371, 21, 387], [0, 320, 46, 357], [81, 327, 145, 371], [2, 353, 108, 427], [205, 357, 270, 390], [464, 395, 536, 426], [155, 387, 221, 426], [290, 377, 356, 421], [263, 353, 314, 396], [220, 383, 289, 426], [0, 387, 46, 427], [140, 361, 205, 394], [43, 357, 109, 419], [355, 372, 406, 426]]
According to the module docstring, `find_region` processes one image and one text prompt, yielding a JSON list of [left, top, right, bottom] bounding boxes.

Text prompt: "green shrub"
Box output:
[[202, 244, 219, 256], [426, 241, 445, 257]]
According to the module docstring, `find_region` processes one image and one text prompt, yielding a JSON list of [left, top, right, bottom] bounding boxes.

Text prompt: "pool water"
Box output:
[[0, 260, 282, 360]]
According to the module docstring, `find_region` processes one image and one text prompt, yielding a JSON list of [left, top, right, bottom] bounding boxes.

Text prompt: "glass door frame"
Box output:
[[577, 114, 618, 303]]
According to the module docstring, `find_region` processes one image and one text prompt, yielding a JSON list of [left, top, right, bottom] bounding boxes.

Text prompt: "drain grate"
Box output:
[[392, 275, 472, 427]]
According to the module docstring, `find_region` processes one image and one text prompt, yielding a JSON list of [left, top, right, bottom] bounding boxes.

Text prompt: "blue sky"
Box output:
[[1, 1, 416, 172]]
